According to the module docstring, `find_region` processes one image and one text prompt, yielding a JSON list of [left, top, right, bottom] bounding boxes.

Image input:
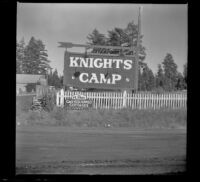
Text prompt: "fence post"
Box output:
[[60, 89, 65, 107], [122, 90, 127, 108], [56, 90, 60, 107]]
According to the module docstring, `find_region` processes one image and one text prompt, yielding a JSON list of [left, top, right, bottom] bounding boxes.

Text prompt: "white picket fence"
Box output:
[[56, 89, 187, 110]]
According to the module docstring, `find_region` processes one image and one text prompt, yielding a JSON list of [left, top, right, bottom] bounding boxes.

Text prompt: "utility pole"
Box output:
[[134, 6, 141, 92]]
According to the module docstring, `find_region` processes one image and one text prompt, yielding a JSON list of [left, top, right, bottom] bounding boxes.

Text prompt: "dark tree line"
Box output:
[[86, 21, 187, 92], [87, 21, 146, 65], [47, 69, 63, 89], [158, 54, 187, 91], [17, 22, 187, 92], [138, 53, 187, 92]]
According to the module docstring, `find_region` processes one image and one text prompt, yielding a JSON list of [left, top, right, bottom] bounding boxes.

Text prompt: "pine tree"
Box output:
[[16, 37, 25, 73], [53, 69, 60, 88], [23, 37, 39, 74], [60, 75, 64, 87], [87, 29, 107, 53], [138, 66, 143, 91], [155, 64, 165, 90], [49, 69, 61, 88], [107, 21, 146, 60], [86, 21, 146, 61], [183, 63, 187, 89], [162, 53, 178, 91], [107, 28, 125, 46], [175, 72, 185, 90], [147, 69, 156, 91], [37, 39, 51, 74], [139, 64, 155, 91], [23, 36, 51, 74]]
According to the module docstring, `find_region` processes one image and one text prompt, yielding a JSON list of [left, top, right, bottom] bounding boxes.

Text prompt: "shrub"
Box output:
[[41, 94, 56, 112]]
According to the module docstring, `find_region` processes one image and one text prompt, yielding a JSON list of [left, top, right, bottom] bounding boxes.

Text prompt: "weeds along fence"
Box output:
[[56, 89, 187, 110]]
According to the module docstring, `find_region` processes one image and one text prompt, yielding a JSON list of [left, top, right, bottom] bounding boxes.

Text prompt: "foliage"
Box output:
[[86, 23, 187, 92], [183, 63, 187, 89], [40, 94, 56, 112], [16, 37, 25, 73], [138, 63, 155, 91], [175, 72, 186, 90], [154, 57, 187, 92], [87, 29, 107, 53], [155, 64, 165, 88], [17, 36, 51, 75], [154, 55, 187, 92], [48, 69, 63, 88], [86, 21, 146, 62], [162, 53, 178, 91]]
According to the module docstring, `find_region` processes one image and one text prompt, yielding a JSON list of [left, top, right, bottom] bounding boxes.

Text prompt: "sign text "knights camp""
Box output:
[[64, 52, 136, 89]]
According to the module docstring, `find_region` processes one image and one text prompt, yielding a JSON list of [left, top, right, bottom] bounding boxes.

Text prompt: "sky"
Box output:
[[17, 3, 187, 76]]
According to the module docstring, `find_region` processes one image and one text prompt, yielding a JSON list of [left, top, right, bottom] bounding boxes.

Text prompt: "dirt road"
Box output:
[[16, 126, 186, 174]]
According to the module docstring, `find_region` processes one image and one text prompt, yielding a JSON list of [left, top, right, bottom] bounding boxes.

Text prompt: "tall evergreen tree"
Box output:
[[87, 29, 107, 54], [138, 66, 143, 91], [139, 64, 155, 91], [16, 37, 25, 73], [23, 37, 39, 74], [147, 69, 156, 91], [183, 62, 187, 89], [53, 69, 60, 88], [107, 21, 146, 60], [162, 53, 178, 91], [175, 72, 185, 90], [23, 36, 51, 74], [124, 21, 146, 62], [48, 69, 62, 89], [87, 28, 107, 45], [47, 69, 53, 86], [37, 39, 51, 74], [60, 75, 64, 87], [107, 28, 125, 46], [155, 64, 165, 89], [86, 21, 146, 62]]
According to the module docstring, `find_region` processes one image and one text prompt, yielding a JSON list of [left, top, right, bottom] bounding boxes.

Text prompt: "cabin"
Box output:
[[16, 74, 47, 94]]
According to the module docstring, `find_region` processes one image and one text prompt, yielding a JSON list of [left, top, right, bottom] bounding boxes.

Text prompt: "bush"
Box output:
[[41, 94, 56, 112]]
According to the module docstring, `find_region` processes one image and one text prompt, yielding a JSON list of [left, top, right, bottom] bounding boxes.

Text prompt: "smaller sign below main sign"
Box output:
[[65, 93, 93, 110]]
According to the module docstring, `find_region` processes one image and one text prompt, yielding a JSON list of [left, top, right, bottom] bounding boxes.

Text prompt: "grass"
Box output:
[[16, 95, 187, 129], [16, 95, 34, 117]]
